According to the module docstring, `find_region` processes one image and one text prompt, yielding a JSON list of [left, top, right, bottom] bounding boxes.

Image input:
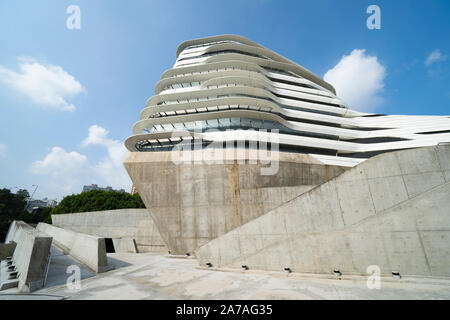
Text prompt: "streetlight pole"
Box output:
[[26, 185, 39, 212], [30, 184, 38, 199]]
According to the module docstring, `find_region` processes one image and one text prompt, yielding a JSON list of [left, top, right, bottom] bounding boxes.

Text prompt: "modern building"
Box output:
[[125, 34, 450, 167], [25, 197, 57, 212], [121, 34, 450, 277], [82, 184, 126, 193]]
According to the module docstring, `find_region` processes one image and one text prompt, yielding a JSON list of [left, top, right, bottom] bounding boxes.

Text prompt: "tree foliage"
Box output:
[[0, 188, 145, 241], [50, 190, 145, 216], [0, 188, 51, 241]]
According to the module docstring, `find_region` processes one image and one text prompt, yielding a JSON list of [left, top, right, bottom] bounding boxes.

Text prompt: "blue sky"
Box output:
[[0, 0, 449, 200]]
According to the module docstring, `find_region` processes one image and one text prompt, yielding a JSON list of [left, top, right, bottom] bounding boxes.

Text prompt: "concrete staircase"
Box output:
[[1, 221, 52, 292]]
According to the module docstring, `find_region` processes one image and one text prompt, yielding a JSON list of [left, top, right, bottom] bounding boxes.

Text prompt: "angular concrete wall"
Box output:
[[112, 238, 138, 253], [0, 242, 16, 260], [124, 149, 346, 255], [37, 223, 109, 273], [51, 209, 167, 253], [2, 221, 52, 292], [197, 145, 450, 278], [5, 220, 31, 243]]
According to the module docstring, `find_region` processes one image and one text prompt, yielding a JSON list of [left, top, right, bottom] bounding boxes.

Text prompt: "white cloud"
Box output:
[[30, 147, 90, 196], [81, 125, 131, 188], [81, 125, 110, 146], [324, 49, 387, 112], [30, 125, 131, 199], [0, 144, 6, 157], [425, 49, 447, 66], [0, 58, 85, 112], [31, 147, 88, 176]]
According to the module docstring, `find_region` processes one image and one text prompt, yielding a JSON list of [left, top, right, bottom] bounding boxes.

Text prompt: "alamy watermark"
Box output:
[[366, 265, 381, 289], [366, 5, 381, 30], [66, 265, 81, 292], [66, 5, 81, 30], [169, 127, 280, 176]]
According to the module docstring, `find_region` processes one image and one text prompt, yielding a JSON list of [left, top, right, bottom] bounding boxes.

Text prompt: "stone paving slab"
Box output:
[[34, 252, 450, 300]]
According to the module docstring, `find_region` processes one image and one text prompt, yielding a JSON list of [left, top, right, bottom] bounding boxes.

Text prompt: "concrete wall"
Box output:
[[37, 223, 109, 273], [51, 209, 167, 253], [5, 220, 30, 243], [197, 145, 450, 278], [0, 242, 16, 260], [3, 221, 52, 292], [124, 149, 346, 255], [112, 238, 138, 253]]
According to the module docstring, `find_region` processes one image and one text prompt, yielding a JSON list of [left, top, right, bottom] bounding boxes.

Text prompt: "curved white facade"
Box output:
[[125, 34, 450, 167]]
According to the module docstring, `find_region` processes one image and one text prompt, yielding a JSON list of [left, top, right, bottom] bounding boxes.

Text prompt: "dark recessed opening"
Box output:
[[105, 238, 115, 253]]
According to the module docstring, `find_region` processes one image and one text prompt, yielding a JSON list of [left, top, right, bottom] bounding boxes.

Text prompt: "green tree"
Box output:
[[0, 188, 49, 241], [18, 207, 52, 225], [50, 190, 145, 217], [16, 189, 30, 200]]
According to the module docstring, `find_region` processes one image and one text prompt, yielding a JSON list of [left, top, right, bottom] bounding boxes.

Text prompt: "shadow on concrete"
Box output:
[[43, 246, 96, 289], [42, 248, 133, 291], [106, 255, 133, 269], [0, 293, 65, 300]]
